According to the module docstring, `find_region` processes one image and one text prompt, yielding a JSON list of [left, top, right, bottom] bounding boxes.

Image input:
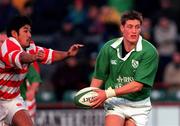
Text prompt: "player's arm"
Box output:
[[105, 81, 144, 99], [26, 82, 40, 101], [90, 77, 104, 88], [91, 81, 143, 108], [114, 81, 143, 96], [20, 50, 45, 64], [53, 44, 84, 62], [20, 44, 84, 64]]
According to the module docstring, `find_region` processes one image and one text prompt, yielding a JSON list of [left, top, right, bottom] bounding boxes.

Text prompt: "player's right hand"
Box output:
[[90, 89, 107, 108], [36, 50, 45, 61]]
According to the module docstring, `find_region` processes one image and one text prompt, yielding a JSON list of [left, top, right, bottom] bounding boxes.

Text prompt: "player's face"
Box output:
[[120, 19, 141, 44], [16, 25, 32, 48]]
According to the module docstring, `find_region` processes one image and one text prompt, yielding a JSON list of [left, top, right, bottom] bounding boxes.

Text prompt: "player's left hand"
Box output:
[[67, 44, 84, 57], [90, 89, 107, 108]]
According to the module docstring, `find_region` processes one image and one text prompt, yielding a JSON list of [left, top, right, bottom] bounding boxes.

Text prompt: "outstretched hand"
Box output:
[[67, 44, 84, 57]]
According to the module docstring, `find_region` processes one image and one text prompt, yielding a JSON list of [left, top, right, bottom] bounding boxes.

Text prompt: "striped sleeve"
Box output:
[[27, 41, 54, 64], [36, 46, 54, 64], [0, 40, 24, 69]]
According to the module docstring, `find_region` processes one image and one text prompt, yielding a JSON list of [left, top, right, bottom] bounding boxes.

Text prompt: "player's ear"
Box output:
[[11, 30, 18, 38], [120, 25, 124, 33]]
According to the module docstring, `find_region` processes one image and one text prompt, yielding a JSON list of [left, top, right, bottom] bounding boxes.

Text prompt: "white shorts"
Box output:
[[104, 97, 152, 126], [0, 104, 8, 126], [0, 95, 26, 125]]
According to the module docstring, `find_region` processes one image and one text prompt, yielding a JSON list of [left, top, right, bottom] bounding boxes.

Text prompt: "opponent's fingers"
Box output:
[[74, 44, 84, 47], [72, 44, 84, 49]]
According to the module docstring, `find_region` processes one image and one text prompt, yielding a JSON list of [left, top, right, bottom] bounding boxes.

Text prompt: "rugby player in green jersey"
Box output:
[[90, 11, 159, 126]]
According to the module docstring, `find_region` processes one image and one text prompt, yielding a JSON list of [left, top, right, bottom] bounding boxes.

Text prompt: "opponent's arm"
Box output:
[[20, 44, 84, 64], [52, 44, 84, 62], [26, 82, 40, 101], [20, 50, 45, 64]]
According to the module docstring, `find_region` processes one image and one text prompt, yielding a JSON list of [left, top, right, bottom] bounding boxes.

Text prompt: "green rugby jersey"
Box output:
[[20, 65, 42, 100], [93, 36, 159, 101]]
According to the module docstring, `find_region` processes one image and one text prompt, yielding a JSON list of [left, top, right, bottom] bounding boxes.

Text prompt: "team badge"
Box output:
[[111, 60, 117, 65], [132, 59, 139, 68]]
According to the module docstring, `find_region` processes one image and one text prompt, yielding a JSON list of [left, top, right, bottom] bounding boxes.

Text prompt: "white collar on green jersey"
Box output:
[[111, 35, 142, 51], [110, 36, 142, 61], [9, 37, 24, 51]]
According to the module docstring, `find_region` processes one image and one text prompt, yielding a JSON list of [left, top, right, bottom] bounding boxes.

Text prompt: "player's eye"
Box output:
[[127, 25, 133, 29], [135, 25, 141, 29], [23, 30, 28, 33]]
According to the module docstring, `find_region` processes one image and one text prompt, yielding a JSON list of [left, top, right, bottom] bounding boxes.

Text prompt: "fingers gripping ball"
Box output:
[[74, 87, 99, 108]]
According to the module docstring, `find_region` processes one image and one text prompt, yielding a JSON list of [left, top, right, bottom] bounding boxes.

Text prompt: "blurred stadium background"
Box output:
[[1, 0, 180, 125]]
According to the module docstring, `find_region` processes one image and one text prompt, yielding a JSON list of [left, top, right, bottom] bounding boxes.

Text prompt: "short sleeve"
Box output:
[[93, 45, 110, 81], [0, 40, 24, 69], [135, 50, 159, 87], [27, 41, 54, 64], [36, 46, 54, 64]]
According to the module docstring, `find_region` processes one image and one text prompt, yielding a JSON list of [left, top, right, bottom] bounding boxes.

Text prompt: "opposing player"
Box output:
[[90, 11, 159, 126], [0, 32, 8, 126], [20, 62, 42, 122], [0, 16, 83, 126]]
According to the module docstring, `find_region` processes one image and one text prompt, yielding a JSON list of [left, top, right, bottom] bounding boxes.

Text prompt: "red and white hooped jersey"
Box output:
[[0, 37, 54, 99]]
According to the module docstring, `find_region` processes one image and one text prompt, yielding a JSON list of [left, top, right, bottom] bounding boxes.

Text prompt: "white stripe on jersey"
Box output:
[[9, 50, 17, 66], [0, 73, 26, 81], [7, 87, 19, 94], [0, 74, 6, 79], [45, 49, 53, 64], [14, 51, 23, 69], [11, 73, 27, 81], [8, 50, 23, 68], [37, 46, 44, 51], [0, 60, 5, 69], [0, 85, 19, 94], [27, 43, 36, 51], [4, 74, 13, 80], [1, 41, 8, 57]]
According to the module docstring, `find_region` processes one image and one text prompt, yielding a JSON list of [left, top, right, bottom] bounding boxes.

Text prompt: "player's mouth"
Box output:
[[27, 38, 31, 43], [130, 35, 137, 39]]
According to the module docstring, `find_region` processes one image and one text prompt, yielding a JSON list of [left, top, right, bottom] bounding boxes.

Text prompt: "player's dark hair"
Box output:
[[120, 10, 143, 25], [6, 16, 32, 37]]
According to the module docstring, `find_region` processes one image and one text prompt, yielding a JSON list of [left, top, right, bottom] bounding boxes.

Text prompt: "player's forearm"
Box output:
[[90, 78, 104, 88], [30, 82, 40, 92], [20, 52, 37, 64], [53, 50, 70, 62], [115, 81, 143, 96]]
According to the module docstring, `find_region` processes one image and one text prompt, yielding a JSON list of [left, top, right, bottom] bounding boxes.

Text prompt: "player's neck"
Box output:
[[123, 40, 136, 52]]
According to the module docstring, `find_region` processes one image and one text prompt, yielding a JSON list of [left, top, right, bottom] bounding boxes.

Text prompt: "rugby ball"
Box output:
[[74, 87, 99, 108]]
